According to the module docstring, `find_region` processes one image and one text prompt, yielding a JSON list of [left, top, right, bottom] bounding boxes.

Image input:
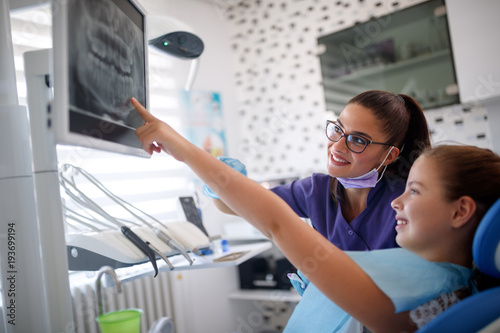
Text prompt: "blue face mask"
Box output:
[[337, 146, 394, 189]]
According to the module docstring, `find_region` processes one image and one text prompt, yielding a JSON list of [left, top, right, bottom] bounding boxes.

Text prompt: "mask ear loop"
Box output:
[[375, 146, 395, 184], [395, 144, 405, 160]]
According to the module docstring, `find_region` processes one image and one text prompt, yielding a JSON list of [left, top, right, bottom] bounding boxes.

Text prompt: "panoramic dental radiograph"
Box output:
[[67, 0, 146, 128]]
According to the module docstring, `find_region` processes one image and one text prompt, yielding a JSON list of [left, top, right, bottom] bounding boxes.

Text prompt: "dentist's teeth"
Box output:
[[332, 155, 348, 163]]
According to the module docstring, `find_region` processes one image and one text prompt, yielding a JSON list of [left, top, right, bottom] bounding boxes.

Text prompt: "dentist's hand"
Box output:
[[131, 97, 189, 161], [203, 157, 247, 199]]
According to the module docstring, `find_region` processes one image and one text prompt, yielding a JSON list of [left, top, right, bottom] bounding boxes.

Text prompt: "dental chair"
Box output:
[[417, 198, 500, 333]]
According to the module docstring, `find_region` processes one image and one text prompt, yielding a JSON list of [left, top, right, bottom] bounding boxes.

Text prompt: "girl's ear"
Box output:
[[451, 196, 477, 229]]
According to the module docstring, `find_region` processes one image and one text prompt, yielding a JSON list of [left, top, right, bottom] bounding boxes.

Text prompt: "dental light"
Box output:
[[149, 31, 204, 59], [147, 15, 204, 91]]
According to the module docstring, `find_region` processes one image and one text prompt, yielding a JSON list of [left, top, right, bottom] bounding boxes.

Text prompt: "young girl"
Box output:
[[131, 97, 500, 332], [209, 90, 431, 251]]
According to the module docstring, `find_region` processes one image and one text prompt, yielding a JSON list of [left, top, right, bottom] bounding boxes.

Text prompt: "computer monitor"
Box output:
[[52, 0, 150, 157]]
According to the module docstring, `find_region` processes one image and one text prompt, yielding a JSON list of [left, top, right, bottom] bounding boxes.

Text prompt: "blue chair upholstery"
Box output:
[[417, 198, 500, 333]]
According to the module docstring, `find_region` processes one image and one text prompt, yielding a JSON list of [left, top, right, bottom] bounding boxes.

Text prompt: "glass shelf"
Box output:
[[324, 49, 451, 84]]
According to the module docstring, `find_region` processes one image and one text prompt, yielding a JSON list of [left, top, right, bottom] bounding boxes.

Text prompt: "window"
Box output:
[[10, 4, 194, 226]]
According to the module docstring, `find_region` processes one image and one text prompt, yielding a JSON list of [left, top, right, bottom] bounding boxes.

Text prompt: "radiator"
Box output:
[[70, 271, 174, 333]]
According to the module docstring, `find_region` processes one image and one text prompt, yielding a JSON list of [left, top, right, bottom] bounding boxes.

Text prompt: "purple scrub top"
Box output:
[[270, 173, 404, 251]]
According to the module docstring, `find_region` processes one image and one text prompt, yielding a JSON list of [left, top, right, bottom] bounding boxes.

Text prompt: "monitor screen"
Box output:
[[52, 0, 150, 157]]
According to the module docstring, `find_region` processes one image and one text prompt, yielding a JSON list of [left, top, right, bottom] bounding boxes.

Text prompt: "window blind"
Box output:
[[10, 5, 193, 224]]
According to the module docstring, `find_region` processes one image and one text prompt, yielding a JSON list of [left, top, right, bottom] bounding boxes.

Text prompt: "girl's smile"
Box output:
[[395, 216, 408, 231]]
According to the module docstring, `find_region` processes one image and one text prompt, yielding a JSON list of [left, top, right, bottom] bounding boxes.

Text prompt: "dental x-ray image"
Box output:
[[67, 0, 146, 130]]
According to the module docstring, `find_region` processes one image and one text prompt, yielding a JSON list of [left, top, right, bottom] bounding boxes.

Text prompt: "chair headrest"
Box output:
[[473, 198, 500, 279]]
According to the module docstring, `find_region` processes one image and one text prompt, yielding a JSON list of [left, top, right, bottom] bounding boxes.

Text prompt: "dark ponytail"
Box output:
[[394, 94, 431, 178]]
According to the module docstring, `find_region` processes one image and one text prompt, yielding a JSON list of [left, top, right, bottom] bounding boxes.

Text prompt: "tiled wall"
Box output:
[[219, 0, 492, 178], [425, 103, 492, 149]]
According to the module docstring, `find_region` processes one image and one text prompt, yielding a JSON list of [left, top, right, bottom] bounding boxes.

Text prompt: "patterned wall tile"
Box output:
[[218, 0, 491, 178]]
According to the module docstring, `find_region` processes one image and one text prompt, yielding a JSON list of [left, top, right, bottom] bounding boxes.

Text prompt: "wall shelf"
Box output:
[[323, 49, 451, 85]]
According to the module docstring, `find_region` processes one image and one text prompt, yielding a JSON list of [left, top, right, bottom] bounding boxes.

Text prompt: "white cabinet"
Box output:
[[446, 0, 500, 104]]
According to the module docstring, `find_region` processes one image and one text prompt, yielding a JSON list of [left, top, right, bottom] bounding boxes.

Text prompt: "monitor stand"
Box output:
[[24, 48, 74, 332]]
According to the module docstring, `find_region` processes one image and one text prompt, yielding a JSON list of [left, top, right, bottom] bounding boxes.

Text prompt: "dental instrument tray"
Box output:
[[60, 164, 210, 272]]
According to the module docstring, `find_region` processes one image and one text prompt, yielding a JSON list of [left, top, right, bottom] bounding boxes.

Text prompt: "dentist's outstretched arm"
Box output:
[[131, 97, 406, 332]]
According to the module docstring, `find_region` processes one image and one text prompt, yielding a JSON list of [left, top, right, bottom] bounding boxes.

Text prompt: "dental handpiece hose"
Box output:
[[153, 227, 193, 265]]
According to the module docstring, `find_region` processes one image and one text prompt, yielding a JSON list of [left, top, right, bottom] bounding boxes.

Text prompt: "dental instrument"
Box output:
[[153, 227, 193, 265], [146, 241, 175, 270], [59, 164, 195, 272]]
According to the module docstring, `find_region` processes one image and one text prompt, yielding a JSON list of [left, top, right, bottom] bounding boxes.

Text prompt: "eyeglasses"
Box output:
[[325, 120, 393, 153]]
